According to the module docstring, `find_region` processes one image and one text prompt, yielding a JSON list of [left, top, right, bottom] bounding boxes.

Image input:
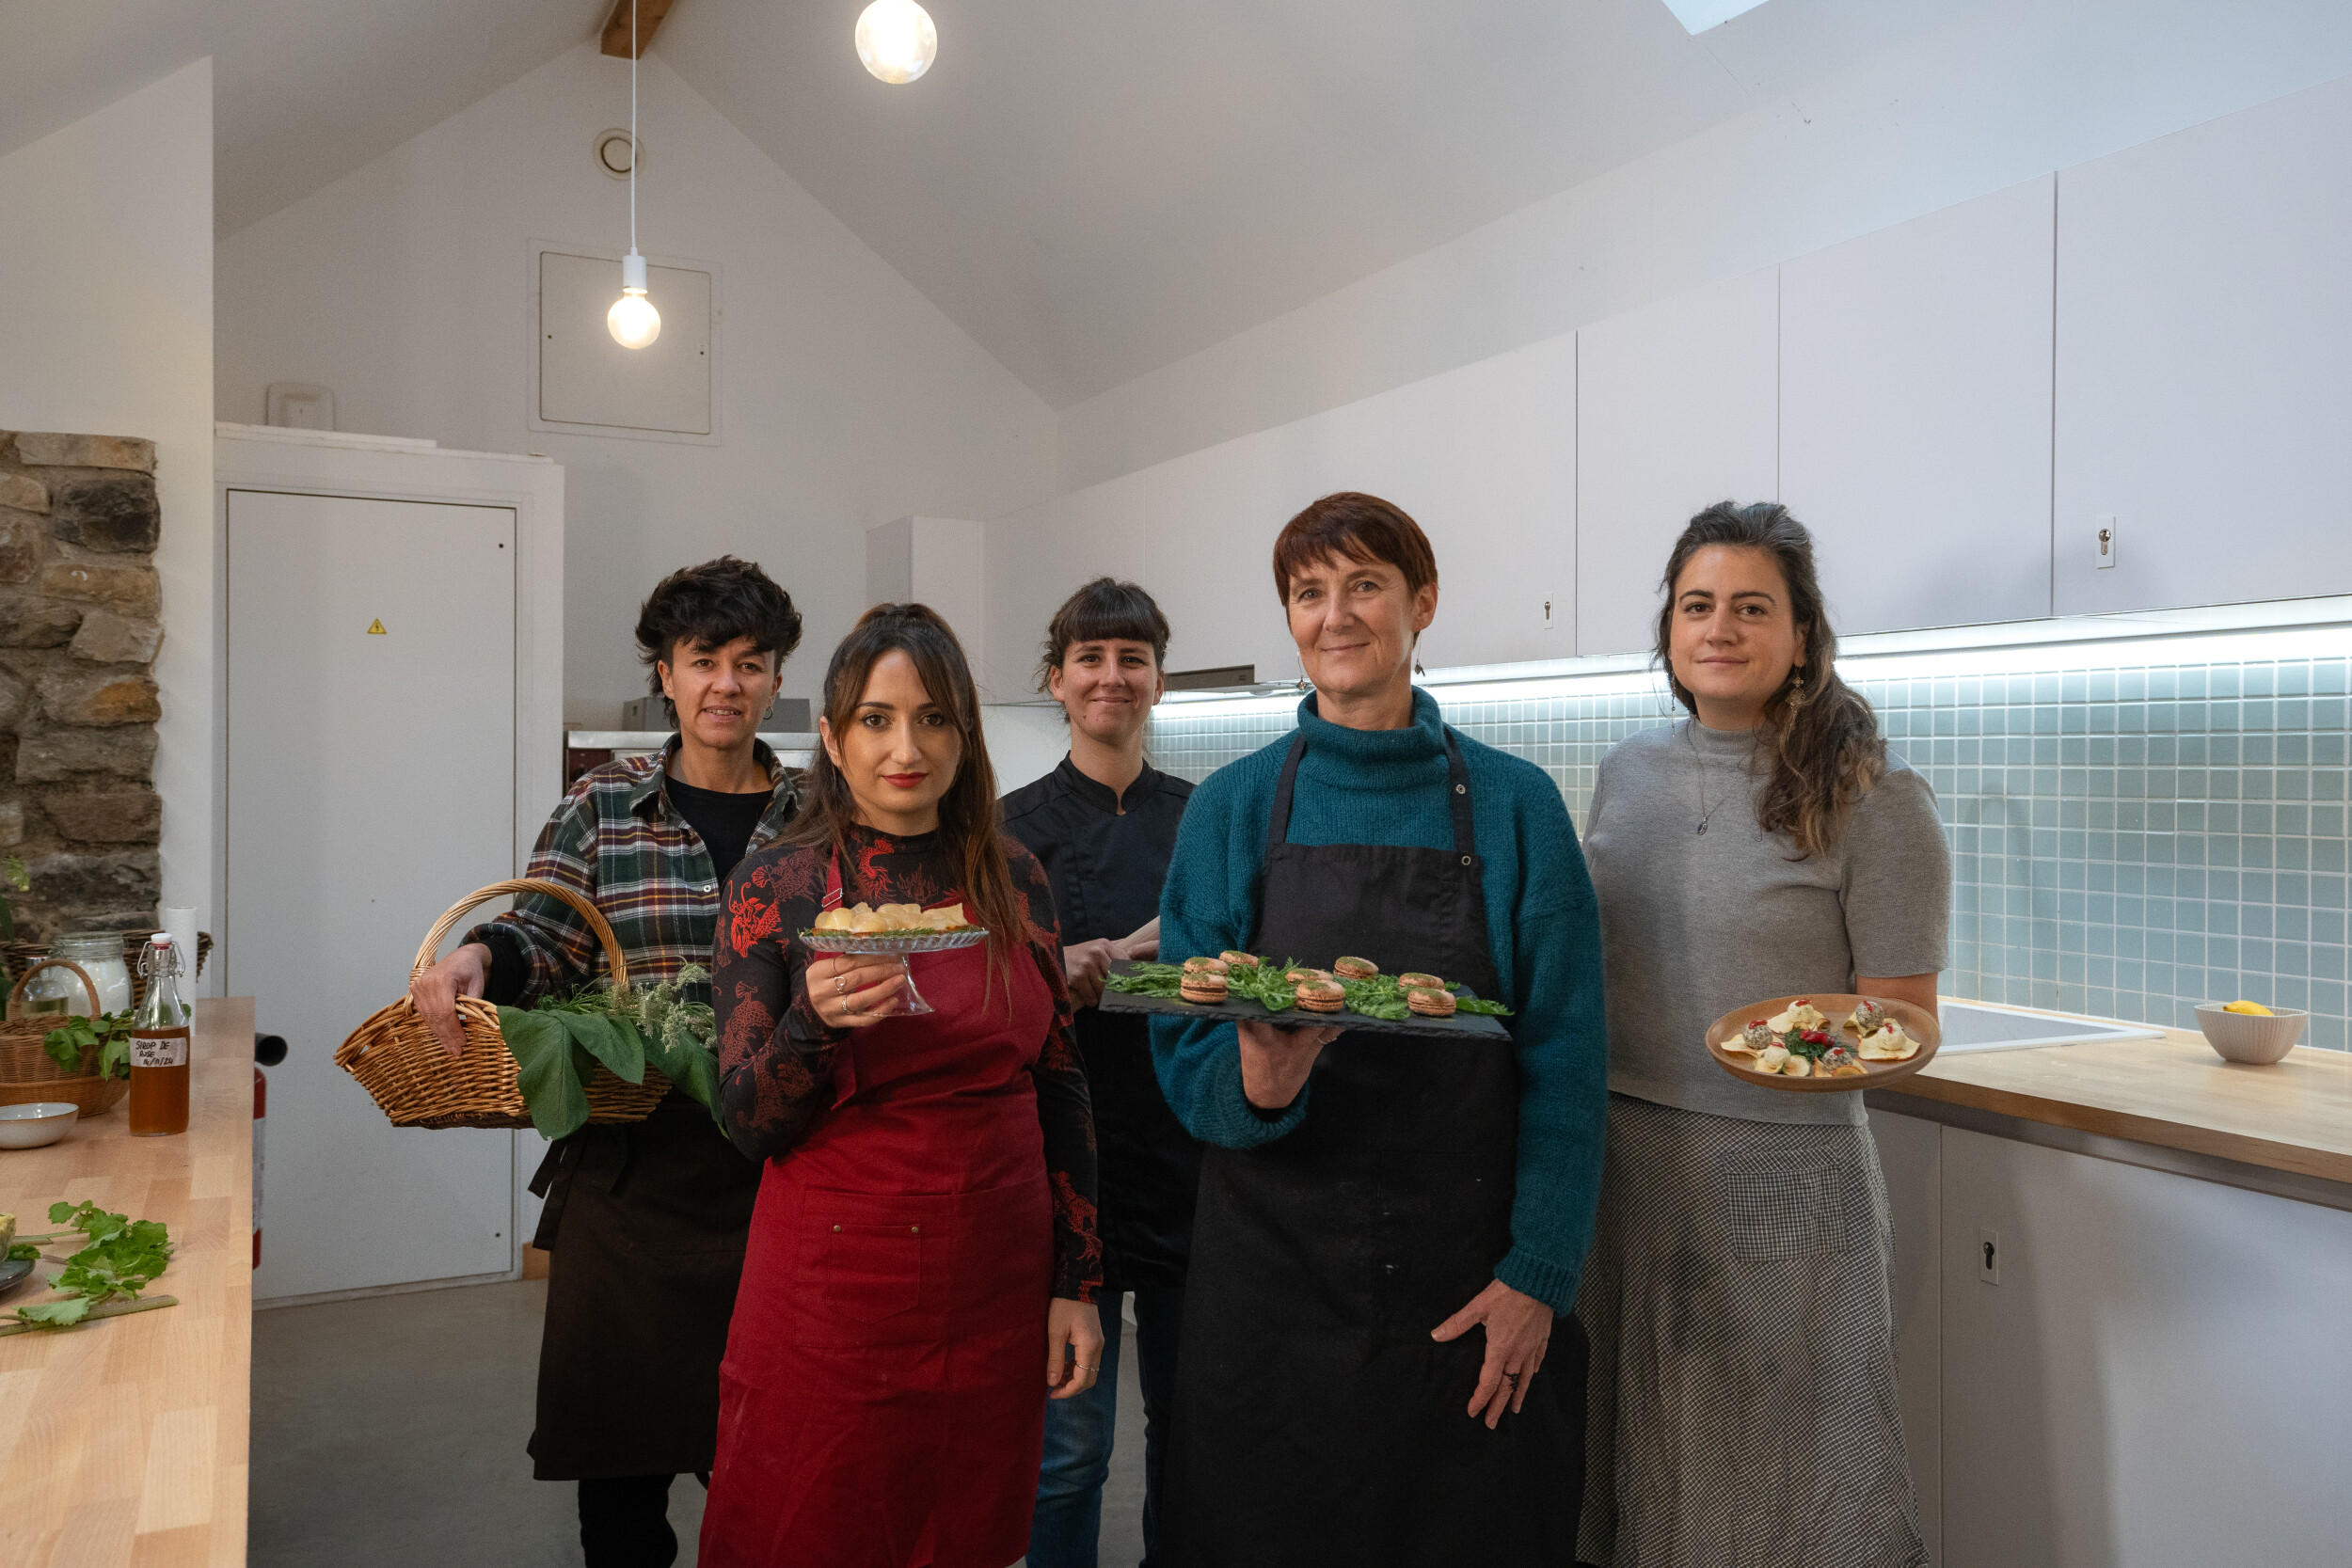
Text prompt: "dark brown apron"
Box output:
[[1161, 728, 1583, 1565]]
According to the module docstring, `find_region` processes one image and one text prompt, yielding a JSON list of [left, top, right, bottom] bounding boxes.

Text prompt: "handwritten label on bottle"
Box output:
[[131, 1034, 188, 1069]]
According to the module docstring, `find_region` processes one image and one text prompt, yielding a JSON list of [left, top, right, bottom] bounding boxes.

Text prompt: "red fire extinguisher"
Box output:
[[254, 1034, 286, 1269]]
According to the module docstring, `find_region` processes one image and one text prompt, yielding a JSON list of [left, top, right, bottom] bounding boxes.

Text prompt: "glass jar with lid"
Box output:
[[14, 932, 135, 1021]]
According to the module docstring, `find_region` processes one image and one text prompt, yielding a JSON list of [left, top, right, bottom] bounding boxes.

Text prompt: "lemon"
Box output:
[[2221, 1000, 2274, 1016]]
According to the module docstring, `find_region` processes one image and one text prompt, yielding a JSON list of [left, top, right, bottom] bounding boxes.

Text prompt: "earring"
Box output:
[[1787, 671, 1808, 709]]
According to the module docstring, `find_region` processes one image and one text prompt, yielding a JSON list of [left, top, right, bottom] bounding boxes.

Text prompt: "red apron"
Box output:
[[700, 863, 1057, 1568]]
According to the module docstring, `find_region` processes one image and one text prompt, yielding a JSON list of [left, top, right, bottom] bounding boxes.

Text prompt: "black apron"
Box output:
[[526, 1092, 761, 1479], [1162, 729, 1584, 1566]]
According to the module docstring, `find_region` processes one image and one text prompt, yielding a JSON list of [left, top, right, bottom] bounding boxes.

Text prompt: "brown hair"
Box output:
[[789, 604, 1023, 984], [1654, 501, 1886, 858], [1035, 577, 1170, 693], [1270, 492, 1438, 603]]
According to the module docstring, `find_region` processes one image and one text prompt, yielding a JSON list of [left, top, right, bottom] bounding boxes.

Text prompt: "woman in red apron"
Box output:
[[703, 603, 1105, 1568]]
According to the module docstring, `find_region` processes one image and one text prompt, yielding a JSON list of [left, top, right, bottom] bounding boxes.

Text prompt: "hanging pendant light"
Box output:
[[856, 0, 938, 85], [609, 0, 660, 348]]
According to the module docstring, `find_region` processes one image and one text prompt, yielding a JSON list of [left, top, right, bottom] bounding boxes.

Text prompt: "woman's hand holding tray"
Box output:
[[1096, 959, 1512, 1041]]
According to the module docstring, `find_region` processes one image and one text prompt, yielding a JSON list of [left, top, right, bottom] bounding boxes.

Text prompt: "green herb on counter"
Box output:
[[9, 1201, 174, 1329], [41, 1009, 135, 1079], [6, 1243, 36, 1263], [498, 966, 724, 1141]]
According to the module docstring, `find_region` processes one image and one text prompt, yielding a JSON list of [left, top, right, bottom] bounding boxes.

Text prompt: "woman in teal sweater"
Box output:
[[1150, 492, 1607, 1565]]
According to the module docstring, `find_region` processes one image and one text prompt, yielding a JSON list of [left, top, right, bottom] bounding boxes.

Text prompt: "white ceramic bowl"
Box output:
[[0, 1102, 81, 1149], [2193, 1004, 2309, 1065]]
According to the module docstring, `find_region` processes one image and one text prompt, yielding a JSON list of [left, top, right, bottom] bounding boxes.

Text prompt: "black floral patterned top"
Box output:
[[712, 822, 1103, 1303]]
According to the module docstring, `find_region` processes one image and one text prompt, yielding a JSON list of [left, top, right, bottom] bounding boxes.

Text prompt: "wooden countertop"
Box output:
[[1880, 1006, 2352, 1187], [0, 997, 253, 1568]]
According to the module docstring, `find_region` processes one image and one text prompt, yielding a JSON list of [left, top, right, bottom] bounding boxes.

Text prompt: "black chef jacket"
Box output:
[[1002, 754, 1200, 1291]]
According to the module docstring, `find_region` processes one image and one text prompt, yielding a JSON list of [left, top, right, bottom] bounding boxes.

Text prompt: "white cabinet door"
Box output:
[[1781, 176, 2056, 635], [1141, 335, 1579, 676], [1938, 1130, 2352, 1568], [229, 489, 518, 1301], [2054, 76, 2352, 614], [1575, 268, 1778, 656], [1868, 1109, 1944, 1563]]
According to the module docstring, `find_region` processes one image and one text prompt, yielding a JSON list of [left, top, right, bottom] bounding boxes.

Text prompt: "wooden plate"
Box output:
[[1703, 992, 1942, 1094]]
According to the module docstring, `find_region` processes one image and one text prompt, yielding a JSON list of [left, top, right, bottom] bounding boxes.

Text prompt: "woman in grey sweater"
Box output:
[[1577, 502, 1947, 1568]]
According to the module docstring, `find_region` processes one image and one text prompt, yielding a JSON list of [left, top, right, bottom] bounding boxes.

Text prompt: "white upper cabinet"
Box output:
[[1136, 335, 1578, 678], [2054, 76, 2352, 615], [1781, 176, 2057, 637], [1575, 268, 1779, 656]]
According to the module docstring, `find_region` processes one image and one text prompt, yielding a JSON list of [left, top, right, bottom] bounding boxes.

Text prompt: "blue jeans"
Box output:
[[1027, 1286, 1185, 1568]]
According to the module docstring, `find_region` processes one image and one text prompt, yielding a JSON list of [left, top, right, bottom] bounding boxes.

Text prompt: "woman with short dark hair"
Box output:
[[1151, 492, 1608, 1563], [1003, 577, 1197, 1567], [409, 555, 805, 1566], [702, 603, 1104, 1567], [1577, 502, 1947, 1568]]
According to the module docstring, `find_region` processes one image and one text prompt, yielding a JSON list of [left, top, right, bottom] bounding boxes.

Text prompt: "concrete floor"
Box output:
[[252, 1279, 1150, 1567]]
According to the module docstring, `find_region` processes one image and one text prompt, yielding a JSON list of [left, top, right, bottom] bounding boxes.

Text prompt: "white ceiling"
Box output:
[[0, 0, 604, 235], [2, 0, 1977, 406]]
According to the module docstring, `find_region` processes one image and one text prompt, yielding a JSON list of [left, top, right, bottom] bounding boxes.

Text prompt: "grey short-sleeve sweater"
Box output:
[[1582, 718, 1952, 1126]]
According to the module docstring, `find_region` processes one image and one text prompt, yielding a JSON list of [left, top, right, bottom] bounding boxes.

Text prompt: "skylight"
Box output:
[[1662, 0, 1772, 33]]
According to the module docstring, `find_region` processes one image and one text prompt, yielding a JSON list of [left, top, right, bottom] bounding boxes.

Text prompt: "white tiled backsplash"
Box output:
[[1149, 641, 2351, 1052]]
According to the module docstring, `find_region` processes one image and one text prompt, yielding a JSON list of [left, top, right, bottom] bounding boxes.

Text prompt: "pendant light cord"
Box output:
[[629, 0, 638, 255]]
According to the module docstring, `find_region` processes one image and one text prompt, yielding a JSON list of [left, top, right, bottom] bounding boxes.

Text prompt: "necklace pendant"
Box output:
[[1695, 822, 1708, 836]]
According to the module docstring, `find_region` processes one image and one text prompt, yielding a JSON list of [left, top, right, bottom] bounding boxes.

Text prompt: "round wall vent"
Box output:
[[594, 128, 643, 180]]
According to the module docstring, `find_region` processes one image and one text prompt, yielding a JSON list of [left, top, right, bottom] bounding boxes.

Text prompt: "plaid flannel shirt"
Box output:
[[468, 738, 799, 1006]]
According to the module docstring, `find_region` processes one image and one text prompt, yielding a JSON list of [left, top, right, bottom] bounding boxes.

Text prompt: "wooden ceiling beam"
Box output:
[[600, 0, 679, 59]]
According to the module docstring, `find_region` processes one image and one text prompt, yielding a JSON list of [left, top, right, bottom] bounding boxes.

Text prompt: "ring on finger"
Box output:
[[1502, 1370, 1521, 1386]]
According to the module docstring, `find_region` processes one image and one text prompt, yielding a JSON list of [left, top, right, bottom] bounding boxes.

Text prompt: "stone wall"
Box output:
[[0, 431, 165, 940]]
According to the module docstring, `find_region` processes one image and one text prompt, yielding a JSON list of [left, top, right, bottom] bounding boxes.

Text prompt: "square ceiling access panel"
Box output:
[[535, 246, 717, 442]]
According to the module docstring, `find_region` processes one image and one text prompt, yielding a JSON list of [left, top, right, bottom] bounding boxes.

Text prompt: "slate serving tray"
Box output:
[[1094, 960, 1513, 1042]]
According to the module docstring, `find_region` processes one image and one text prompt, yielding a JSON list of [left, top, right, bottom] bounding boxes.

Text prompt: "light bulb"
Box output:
[[608, 249, 660, 348], [609, 292, 660, 349], [856, 0, 937, 85]]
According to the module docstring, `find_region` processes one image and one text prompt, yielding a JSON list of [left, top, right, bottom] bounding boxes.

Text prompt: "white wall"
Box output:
[[0, 59, 215, 978], [1055, 0, 2352, 491], [215, 43, 1057, 724]]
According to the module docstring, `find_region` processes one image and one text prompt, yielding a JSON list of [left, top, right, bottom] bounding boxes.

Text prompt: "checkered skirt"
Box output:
[[1575, 1093, 1928, 1568]]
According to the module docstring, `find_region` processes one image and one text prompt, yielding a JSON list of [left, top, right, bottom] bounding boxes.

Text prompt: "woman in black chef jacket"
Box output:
[[1002, 578, 1198, 1568], [411, 559, 803, 1567]]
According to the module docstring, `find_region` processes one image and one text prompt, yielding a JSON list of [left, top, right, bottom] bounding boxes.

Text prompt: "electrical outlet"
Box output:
[[1979, 1227, 2002, 1285], [2094, 515, 2119, 570]]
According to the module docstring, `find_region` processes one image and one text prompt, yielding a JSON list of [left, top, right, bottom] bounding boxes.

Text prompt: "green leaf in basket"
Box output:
[[500, 1007, 590, 1140], [554, 1009, 645, 1085], [645, 1025, 720, 1111]]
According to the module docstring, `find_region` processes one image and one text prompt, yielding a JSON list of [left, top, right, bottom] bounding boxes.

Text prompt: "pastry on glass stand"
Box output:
[[803, 901, 986, 1016]]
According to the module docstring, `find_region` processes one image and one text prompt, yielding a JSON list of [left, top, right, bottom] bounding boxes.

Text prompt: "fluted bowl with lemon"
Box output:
[[2192, 999, 2307, 1065]]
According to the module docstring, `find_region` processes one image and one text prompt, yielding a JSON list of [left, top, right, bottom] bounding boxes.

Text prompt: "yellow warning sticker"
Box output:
[[366, 619, 387, 635]]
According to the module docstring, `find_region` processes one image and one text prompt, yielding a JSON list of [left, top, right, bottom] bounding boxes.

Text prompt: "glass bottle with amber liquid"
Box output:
[[128, 933, 191, 1137]]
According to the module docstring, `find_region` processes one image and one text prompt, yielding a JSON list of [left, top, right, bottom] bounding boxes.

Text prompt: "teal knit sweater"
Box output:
[[1152, 689, 1608, 1312]]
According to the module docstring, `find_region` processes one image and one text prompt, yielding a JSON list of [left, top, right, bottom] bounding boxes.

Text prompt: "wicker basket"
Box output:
[[335, 879, 669, 1131], [1, 931, 213, 1008], [0, 958, 132, 1117]]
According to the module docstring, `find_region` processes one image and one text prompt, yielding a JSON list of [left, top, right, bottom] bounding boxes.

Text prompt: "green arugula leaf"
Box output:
[[500, 1007, 590, 1140], [10, 1202, 173, 1328], [554, 1010, 645, 1085], [15, 1296, 90, 1327]]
